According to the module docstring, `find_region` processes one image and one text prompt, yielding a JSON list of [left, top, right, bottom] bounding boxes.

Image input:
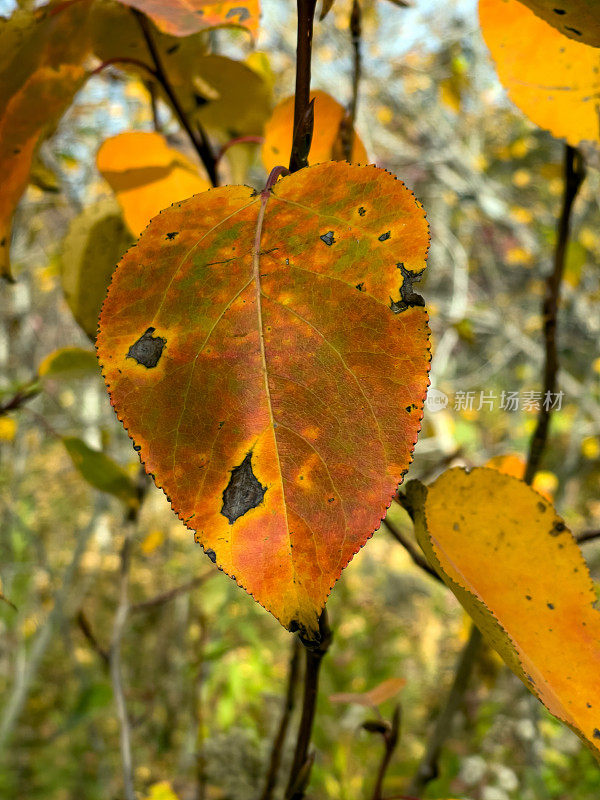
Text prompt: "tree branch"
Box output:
[[110, 531, 136, 800], [260, 637, 303, 800], [284, 610, 332, 799], [340, 0, 362, 161], [130, 573, 213, 613], [289, 0, 317, 173], [370, 704, 401, 800], [382, 518, 442, 584], [524, 145, 585, 484], [132, 9, 219, 186]]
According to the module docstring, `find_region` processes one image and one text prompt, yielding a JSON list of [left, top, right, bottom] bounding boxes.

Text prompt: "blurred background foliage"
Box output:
[[1, 0, 600, 798]]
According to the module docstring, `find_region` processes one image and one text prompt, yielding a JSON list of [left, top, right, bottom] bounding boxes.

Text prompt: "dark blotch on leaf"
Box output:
[[221, 452, 267, 525], [205, 548, 217, 563], [594, 729, 600, 739], [550, 520, 566, 536], [547, 602, 555, 609], [553, 7, 566, 13], [320, 231, 335, 246], [378, 231, 391, 242], [390, 263, 425, 313], [356, 282, 365, 292], [358, 206, 366, 216], [166, 231, 178, 240], [565, 26, 582, 36], [226, 6, 250, 21], [127, 327, 166, 368]]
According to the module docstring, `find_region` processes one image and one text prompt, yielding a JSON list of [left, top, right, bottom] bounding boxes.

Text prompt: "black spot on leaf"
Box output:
[[226, 6, 250, 21], [547, 602, 555, 610], [565, 26, 582, 36], [594, 729, 600, 739], [127, 327, 166, 368], [166, 231, 178, 240], [205, 548, 217, 563], [553, 7, 566, 13], [356, 282, 365, 292], [358, 206, 366, 216], [378, 231, 391, 242], [221, 452, 267, 524], [390, 263, 425, 313], [320, 231, 336, 246]]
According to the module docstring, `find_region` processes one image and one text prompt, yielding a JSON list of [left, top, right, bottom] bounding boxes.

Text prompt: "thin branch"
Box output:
[[289, 0, 317, 173], [90, 57, 157, 79], [0, 381, 39, 416], [382, 518, 442, 583], [132, 9, 219, 186], [406, 625, 482, 795], [109, 532, 136, 800], [260, 637, 303, 800], [524, 145, 585, 485], [76, 609, 109, 667], [576, 529, 600, 545], [130, 573, 212, 613], [370, 704, 401, 800], [284, 610, 332, 799]]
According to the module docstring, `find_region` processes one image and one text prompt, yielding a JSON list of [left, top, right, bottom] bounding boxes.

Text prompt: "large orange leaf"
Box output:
[[261, 90, 368, 173], [97, 132, 210, 237], [115, 0, 259, 37], [0, 2, 91, 280], [516, 0, 600, 47], [409, 467, 600, 756], [97, 162, 430, 637], [479, 0, 600, 148]]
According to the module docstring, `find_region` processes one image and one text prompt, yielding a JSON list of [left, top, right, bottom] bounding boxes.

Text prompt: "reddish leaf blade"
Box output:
[[115, 0, 260, 37], [97, 162, 430, 637]]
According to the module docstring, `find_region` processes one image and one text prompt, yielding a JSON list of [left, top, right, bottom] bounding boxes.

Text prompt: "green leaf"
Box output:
[[38, 347, 100, 380], [62, 436, 139, 507]]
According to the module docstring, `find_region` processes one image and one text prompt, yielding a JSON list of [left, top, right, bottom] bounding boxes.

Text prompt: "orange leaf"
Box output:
[[330, 677, 406, 707], [410, 467, 600, 757], [115, 0, 260, 37], [97, 162, 430, 637], [0, 2, 91, 280], [485, 453, 555, 500], [515, 0, 600, 47], [261, 90, 368, 174], [479, 0, 600, 148], [97, 132, 210, 237]]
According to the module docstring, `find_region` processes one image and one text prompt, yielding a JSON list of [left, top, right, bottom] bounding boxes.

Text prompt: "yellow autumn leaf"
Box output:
[[261, 90, 368, 173], [479, 0, 600, 148], [409, 467, 600, 757], [0, 417, 17, 441], [96, 131, 210, 237]]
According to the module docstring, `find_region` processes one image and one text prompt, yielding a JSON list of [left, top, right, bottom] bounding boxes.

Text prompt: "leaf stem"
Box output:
[[90, 57, 157, 79], [260, 637, 303, 800], [132, 9, 219, 186], [215, 135, 264, 167], [524, 144, 585, 485], [406, 625, 482, 795], [289, 0, 317, 172], [284, 610, 332, 799]]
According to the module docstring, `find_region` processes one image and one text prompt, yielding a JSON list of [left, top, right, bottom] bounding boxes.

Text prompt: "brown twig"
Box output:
[[407, 625, 482, 795], [132, 9, 219, 186], [0, 382, 40, 416], [370, 704, 401, 800], [130, 573, 213, 613], [260, 637, 303, 800], [340, 0, 362, 161], [576, 529, 600, 545], [76, 609, 109, 667], [284, 610, 332, 799], [382, 518, 442, 583], [524, 145, 585, 485], [289, 0, 317, 173], [110, 532, 136, 800]]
